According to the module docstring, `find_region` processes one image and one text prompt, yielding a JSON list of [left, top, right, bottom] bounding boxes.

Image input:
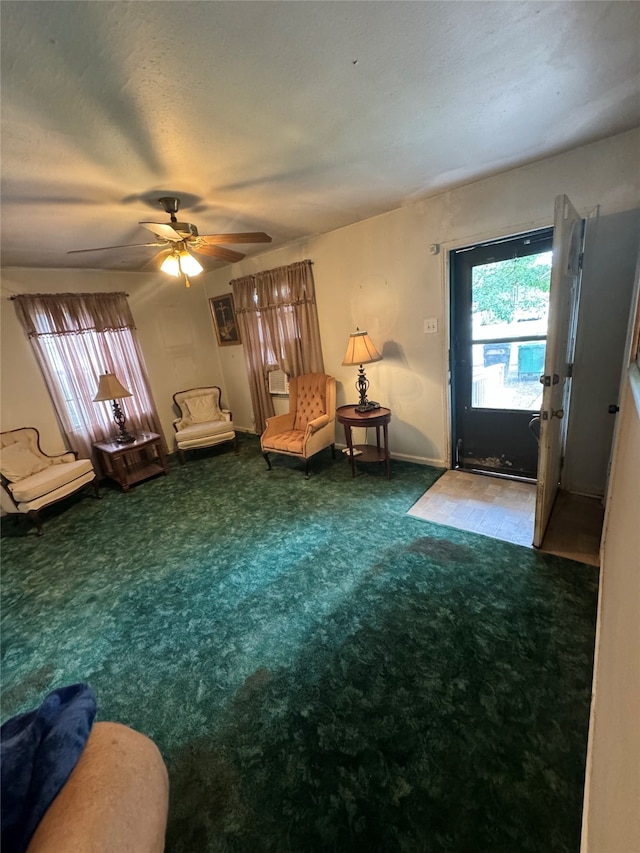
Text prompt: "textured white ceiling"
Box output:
[[1, 1, 639, 271]]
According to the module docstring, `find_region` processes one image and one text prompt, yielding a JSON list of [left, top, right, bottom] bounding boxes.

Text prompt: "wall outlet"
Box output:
[[424, 317, 438, 334]]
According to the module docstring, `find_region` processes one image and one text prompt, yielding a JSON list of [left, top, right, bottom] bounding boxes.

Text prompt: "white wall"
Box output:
[[581, 249, 640, 853], [581, 381, 640, 852]]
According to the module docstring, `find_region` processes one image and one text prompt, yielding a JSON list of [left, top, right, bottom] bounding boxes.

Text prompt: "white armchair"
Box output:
[[0, 427, 99, 536], [172, 386, 237, 463]]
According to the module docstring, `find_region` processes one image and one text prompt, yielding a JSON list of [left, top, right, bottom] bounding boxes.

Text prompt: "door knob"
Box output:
[[608, 404, 620, 414]]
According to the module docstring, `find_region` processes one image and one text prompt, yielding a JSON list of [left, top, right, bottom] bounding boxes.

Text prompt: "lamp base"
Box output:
[[115, 431, 136, 444], [355, 400, 380, 413], [111, 399, 136, 444]]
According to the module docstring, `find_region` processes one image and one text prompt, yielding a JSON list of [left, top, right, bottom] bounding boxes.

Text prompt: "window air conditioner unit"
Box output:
[[268, 369, 290, 395]]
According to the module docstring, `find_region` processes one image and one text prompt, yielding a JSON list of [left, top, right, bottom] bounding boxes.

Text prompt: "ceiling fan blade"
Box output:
[[199, 232, 272, 245], [194, 244, 246, 263], [139, 221, 182, 241], [141, 250, 171, 272], [67, 242, 166, 254]]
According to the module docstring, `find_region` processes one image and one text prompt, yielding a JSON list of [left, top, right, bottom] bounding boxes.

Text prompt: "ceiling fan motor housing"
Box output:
[[173, 222, 199, 238]]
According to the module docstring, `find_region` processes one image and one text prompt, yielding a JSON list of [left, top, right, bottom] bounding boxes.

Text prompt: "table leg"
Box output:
[[342, 423, 356, 477], [383, 422, 391, 479], [154, 439, 169, 475], [112, 454, 130, 492]]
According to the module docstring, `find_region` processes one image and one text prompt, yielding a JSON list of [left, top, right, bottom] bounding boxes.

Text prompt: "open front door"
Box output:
[[533, 195, 584, 547]]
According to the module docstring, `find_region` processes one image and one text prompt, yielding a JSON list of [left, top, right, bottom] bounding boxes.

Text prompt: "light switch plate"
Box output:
[[424, 317, 438, 334]]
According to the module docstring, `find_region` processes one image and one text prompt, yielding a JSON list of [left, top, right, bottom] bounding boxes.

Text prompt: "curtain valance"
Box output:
[[230, 260, 316, 313], [12, 292, 135, 337]]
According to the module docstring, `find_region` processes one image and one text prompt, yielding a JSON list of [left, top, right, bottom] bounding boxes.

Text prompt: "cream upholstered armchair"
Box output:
[[0, 427, 99, 536], [261, 372, 336, 477], [172, 386, 237, 463]]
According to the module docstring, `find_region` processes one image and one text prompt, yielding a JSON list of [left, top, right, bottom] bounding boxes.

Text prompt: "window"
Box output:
[[230, 260, 325, 433], [12, 292, 161, 459]]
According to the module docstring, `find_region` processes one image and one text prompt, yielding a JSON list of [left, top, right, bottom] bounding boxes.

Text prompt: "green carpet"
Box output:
[[1, 435, 599, 852]]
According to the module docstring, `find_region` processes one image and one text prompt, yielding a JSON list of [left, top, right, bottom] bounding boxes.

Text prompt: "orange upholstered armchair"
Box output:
[[260, 373, 336, 477]]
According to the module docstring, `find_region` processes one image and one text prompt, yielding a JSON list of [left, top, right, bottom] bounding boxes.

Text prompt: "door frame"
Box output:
[[450, 228, 554, 478], [440, 216, 556, 469]]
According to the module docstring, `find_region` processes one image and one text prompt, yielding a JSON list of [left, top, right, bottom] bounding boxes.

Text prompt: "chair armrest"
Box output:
[[305, 414, 330, 436], [221, 409, 232, 422], [1, 475, 20, 512], [262, 413, 295, 439]]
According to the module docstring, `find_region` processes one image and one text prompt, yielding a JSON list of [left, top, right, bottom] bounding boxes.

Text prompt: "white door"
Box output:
[[533, 195, 584, 547]]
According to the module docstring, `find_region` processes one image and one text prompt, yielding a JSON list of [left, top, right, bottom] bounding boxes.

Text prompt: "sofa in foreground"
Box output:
[[2, 684, 169, 853], [26, 722, 169, 853]]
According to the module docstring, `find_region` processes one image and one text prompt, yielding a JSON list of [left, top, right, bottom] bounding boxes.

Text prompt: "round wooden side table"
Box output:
[[336, 405, 392, 479]]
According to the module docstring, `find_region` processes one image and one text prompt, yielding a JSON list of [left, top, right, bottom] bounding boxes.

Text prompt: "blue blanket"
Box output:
[[1, 684, 96, 853]]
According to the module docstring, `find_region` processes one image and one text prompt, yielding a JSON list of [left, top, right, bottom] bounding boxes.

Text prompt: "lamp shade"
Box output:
[[342, 329, 383, 366], [93, 373, 132, 402]]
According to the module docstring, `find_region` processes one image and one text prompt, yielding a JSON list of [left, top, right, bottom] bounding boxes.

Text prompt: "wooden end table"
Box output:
[[336, 405, 392, 479], [92, 432, 168, 492]]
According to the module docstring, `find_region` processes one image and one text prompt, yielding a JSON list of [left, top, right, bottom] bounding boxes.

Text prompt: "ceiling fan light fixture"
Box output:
[[160, 252, 181, 277], [160, 248, 204, 278], [179, 250, 203, 276]]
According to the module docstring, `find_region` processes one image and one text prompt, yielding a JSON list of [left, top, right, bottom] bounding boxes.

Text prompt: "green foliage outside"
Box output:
[[473, 253, 551, 325]]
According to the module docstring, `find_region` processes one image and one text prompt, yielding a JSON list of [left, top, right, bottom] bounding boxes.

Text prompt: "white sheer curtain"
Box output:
[[12, 292, 162, 460], [231, 260, 325, 434]]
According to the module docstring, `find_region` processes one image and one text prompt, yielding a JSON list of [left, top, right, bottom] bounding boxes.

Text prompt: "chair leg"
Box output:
[[177, 448, 186, 465], [233, 436, 239, 455], [262, 451, 272, 471], [304, 460, 310, 479], [27, 509, 44, 537], [330, 443, 336, 459], [92, 478, 101, 499]]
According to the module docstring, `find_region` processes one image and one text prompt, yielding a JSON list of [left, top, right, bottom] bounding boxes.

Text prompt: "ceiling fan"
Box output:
[[68, 196, 272, 284]]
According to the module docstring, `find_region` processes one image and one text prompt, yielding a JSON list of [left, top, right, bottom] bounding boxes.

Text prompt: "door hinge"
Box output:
[[542, 408, 564, 421], [567, 363, 573, 378], [539, 374, 560, 387], [578, 251, 584, 271]]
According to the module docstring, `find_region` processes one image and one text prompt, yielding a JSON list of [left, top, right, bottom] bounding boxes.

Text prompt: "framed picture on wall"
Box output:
[[209, 294, 241, 346]]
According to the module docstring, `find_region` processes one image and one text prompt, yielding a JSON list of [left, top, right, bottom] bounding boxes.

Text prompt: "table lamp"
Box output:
[[342, 328, 383, 412], [93, 372, 136, 443]]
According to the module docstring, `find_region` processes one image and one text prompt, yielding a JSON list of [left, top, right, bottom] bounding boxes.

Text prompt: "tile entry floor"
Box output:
[[408, 470, 602, 565]]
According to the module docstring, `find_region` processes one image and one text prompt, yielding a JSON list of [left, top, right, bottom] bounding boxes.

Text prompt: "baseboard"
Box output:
[[335, 443, 444, 469]]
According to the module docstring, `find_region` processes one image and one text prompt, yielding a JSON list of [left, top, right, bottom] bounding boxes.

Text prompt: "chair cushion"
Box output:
[[1, 443, 49, 482], [263, 429, 305, 455], [175, 420, 234, 442], [9, 460, 94, 504], [184, 394, 222, 424]]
